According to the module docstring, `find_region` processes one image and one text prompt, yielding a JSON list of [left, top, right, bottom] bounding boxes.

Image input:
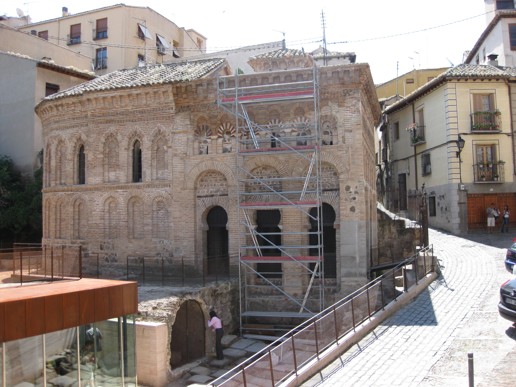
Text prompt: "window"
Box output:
[[77, 145, 85, 184], [393, 122, 400, 140], [428, 196, 436, 217], [407, 109, 425, 144], [406, 78, 414, 84], [95, 47, 107, 70], [156, 34, 170, 55], [172, 40, 180, 58], [421, 153, 431, 176], [38, 30, 48, 40], [132, 140, 142, 183], [68, 23, 81, 45], [497, 0, 515, 10], [45, 83, 59, 97], [474, 144, 501, 182], [95, 18, 108, 39], [471, 93, 499, 131], [137, 54, 146, 67], [510, 24, 516, 50], [137, 23, 151, 40]]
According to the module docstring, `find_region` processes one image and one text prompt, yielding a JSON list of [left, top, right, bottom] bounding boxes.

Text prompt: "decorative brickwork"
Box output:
[[37, 60, 381, 298]]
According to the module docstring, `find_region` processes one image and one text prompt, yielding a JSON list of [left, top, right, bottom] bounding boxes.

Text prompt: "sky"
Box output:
[[2, 0, 490, 84]]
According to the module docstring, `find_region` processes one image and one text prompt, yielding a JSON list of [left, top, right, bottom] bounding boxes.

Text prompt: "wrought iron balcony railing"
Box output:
[[470, 110, 501, 132], [407, 124, 425, 145], [473, 161, 505, 182]]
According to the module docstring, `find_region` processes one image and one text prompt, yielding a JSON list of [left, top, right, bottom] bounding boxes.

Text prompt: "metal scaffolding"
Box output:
[[218, 66, 324, 338]]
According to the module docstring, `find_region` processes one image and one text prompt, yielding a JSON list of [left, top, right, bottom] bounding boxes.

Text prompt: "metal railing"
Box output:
[[84, 253, 238, 286], [0, 244, 83, 285], [470, 110, 501, 131], [473, 161, 505, 182], [211, 245, 435, 386]]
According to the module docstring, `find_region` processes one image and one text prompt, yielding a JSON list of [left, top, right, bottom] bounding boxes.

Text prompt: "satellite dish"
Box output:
[[16, 8, 25, 17]]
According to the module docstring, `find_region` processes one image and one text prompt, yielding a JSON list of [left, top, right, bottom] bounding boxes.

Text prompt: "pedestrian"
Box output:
[[487, 203, 498, 233], [207, 310, 224, 360], [501, 205, 510, 233]]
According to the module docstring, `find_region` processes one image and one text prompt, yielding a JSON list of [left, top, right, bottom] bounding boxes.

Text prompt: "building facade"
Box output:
[[0, 37, 94, 174], [36, 54, 380, 319], [17, 4, 207, 74], [380, 64, 516, 234], [465, 1, 516, 66]]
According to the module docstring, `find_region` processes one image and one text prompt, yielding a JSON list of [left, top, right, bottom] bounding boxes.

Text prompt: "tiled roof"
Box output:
[[443, 64, 509, 77], [45, 58, 226, 100], [250, 48, 308, 60], [384, 64, 511, 113]]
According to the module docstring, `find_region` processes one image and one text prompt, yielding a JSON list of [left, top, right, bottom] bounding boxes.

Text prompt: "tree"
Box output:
[[0, 155, 42, 246]]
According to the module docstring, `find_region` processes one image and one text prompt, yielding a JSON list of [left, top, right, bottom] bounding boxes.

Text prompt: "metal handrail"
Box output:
[[211, 245, 435, 386]]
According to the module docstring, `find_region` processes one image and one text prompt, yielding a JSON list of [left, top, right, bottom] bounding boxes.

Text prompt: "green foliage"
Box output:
[[0, 155, 42, 245]]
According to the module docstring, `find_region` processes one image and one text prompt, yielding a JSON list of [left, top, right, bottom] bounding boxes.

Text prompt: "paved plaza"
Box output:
[[302, 228, 516, 386]]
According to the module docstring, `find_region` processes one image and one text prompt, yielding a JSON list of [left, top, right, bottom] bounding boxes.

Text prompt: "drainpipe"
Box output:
[[507, 80, 515, 177], [412, 103, 418, 190]]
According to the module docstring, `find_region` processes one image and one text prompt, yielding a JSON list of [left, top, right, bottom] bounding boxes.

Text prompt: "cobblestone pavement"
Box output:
[[302, 229, 516, 387]]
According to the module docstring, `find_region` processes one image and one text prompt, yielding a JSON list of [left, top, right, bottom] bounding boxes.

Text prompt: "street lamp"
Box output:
[[456, 135, 466, 183], [456, 135, 465, 158]]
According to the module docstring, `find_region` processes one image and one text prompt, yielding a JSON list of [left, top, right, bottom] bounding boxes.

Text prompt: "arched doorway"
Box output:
[[206, 206, 229, 275], [309, 203, 337, 278], [256, 209, 282, 278], [170, 300, 205, 368]]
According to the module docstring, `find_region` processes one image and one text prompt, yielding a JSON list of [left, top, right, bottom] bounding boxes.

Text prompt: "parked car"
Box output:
[[498, 277, 516, 323], [504, 242, 516, 272]]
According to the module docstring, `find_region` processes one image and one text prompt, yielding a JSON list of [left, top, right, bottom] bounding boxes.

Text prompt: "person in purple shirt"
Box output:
[[208, 310, 224, 360]]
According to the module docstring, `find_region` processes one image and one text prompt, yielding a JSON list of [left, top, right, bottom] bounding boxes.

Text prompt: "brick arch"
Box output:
[[127, 195, 144, 239], [55, 139, 68, 186], [186, 160, 235, 190], [102, 196, 121, 240], [243, 155, 290, 177], [103, 134, 120, 183], [55, 195, 69, 240], [151, 133, 168, 180], [152, 196, 171, 239], [196, 170, 228, 196], [72, 196, 87, 239]]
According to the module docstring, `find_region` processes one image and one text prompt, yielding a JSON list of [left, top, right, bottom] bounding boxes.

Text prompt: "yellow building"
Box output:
[[17, 4, 207, 74], [376, 67, 449, 100], [380, 64, 515, 234]]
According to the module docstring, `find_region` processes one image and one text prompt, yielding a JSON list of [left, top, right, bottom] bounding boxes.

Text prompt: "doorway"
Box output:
[[170, 300, 205, 368], [206, 206, 229, 276]]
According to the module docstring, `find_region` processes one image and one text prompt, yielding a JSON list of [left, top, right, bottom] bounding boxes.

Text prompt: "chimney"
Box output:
[[487, 53, 499, 67], [62, 7, 69, 17]]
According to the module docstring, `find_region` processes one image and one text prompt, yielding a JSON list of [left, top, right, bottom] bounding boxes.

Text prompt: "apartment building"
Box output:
[[0, 24, 95, 175], [17, 4, 207, 74], [380, 64, 515, 234]]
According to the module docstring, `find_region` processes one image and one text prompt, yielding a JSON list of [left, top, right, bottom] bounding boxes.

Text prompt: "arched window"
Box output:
[[77, 145, 85, 184], [309, 203, 337, 278], [132, 140, 142, 182]]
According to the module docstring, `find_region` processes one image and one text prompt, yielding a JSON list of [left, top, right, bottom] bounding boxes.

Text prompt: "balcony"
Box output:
[[406, 124, 425, 145], [473, 161, 505, 182], [470, 110, 501, 132]]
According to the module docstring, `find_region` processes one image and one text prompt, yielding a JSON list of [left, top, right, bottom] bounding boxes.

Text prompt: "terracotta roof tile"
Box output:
[[45, 58, 226, 100], [250, 48, 308, 60]]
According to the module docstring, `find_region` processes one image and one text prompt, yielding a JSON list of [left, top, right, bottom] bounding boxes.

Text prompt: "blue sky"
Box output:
[[3, 0, 489, 84]]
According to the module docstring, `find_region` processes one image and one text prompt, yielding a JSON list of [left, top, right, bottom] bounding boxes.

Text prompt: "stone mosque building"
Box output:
[[36, 49, 381, 341]]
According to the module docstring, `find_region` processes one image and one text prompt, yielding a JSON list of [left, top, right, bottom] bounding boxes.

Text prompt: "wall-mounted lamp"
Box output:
[[456, 135, 465, 158]]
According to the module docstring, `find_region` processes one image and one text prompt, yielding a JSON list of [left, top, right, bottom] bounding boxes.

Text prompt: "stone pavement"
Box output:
[[302, 228, 516, 386], [166, 336, 269, 386]]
